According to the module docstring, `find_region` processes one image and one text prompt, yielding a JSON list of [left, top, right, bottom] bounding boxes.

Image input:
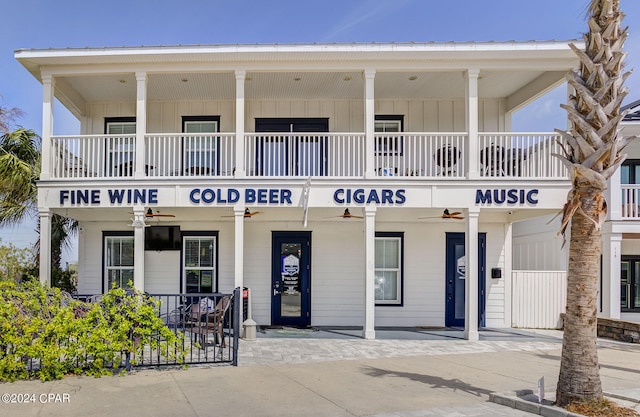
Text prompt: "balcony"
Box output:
[[49, 132, 567, 181]]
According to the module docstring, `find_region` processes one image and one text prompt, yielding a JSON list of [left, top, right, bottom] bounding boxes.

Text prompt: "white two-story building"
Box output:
[[513, 100, 640, 324], [16, 41, 582, 339]]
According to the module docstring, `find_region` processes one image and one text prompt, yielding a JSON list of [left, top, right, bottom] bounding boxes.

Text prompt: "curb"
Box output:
[[489, 390, 584, 417]]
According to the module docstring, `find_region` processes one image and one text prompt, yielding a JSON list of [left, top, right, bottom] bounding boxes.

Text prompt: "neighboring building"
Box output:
[[513, 99, 640, 324], [603, 99, 640, 322], [16, 41, 582, 339]]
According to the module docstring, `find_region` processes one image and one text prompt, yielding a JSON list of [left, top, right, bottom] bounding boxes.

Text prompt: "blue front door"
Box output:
[[445, 233, 486, 327], [271, 232, 311, 326]]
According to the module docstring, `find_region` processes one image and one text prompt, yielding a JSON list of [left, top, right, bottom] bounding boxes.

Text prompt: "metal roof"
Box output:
[[623, 100, 640, 122]]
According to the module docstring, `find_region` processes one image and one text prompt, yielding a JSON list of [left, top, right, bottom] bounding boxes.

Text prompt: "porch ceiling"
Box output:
[[57, 68, 551, 105], [17, 42, 580, 116]]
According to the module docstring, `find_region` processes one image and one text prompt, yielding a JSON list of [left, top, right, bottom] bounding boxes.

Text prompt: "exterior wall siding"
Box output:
[[77, 217, 510, 328], [84, 98, 507, 134]]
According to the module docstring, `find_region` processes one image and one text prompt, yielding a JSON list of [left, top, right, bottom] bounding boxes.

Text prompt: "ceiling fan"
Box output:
[[222, 208, 262, 218], [145, 208, 175, 218], [419, 209, 465, 220], [128, 208, 176, 218], [328, 208, 364, 219]]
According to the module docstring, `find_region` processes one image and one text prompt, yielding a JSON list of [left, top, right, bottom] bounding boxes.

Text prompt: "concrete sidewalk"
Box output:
[[1, 330, 639, 417]]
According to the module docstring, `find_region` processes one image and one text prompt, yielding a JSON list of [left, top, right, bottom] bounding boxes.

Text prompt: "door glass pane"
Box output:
[[621, 165, 630, 184], [297, 139, 322, 176], [454, 245, 466, 320], [635, 262, 640, 309], [621, 261, 630, 309], [280, 243, 302, 317]]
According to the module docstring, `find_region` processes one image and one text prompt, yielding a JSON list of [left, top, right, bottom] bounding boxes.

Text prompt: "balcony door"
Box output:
[[255, 118, 328, 176]]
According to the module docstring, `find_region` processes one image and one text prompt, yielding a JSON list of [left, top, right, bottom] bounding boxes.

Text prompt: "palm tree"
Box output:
[[555, 0, 636, 406], [0, 128, 77, 283], [0, 128, 40, 226]]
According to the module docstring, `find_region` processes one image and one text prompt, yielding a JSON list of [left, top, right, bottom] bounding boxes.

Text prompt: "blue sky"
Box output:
[[1, 0, 640, 262]]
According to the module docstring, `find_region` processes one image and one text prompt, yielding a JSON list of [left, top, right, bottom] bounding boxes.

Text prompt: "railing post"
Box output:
[[135, 72, 147, 179]]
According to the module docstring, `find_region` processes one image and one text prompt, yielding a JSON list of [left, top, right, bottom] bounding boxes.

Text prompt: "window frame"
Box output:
[[105, 117, 136, 176], [181, 231, 219, 294], [374, 231, 404, 306], [102, 231, 135, 293], [181, 116, 221, 175], [374, 115, 404, 156]]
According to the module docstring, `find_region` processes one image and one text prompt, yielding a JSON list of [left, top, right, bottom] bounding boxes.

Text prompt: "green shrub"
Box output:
[[0, 281, 184, 381]]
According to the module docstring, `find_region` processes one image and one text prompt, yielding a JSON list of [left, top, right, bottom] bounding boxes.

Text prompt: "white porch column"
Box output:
[[234, 205, 245, 290], [132, 206, 146, 291], [607, 169, 622, 221], [601, 228, 622, 319], [41, 74, 54, 180], [135, 72, 147, 179], [364, 69, 376, 179], [363, 205, 377, 339], [234, 70, 246, 178], [465, 69, 480, 180], [464, 207, 480, 341], [39, 208, 52, 286]]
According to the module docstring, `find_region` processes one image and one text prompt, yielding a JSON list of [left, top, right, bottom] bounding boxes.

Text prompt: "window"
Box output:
[[104, 234, 134, 291], [105, 117, 136, 176], [183, 234, 218, 293], [375, 232, 403, 305], [182, 116, 220, 175], [621, 258, 640, 311], [375, 115, 403, 156]]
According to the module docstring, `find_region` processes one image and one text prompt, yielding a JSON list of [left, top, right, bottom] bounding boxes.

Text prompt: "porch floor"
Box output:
[[237, 327, 571, 366], [256, 326, 564, 341]]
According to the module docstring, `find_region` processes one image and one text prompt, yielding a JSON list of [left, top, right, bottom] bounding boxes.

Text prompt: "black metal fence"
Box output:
[[150, 290, 240, 366], [68, 288, 240, 369]]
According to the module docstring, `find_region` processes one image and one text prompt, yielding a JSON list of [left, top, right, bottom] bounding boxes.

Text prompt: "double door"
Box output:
[[255, 118, 328, 176]]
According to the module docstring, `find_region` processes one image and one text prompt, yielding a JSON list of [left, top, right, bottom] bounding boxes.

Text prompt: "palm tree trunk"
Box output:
[[555, 0, 633, 405], [556, 189, 603, 405]]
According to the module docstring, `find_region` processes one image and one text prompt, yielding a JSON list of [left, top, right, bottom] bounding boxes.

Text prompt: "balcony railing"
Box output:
[[478, 133, 566, 179], [244, 133, 364, 178], [374, 133, 466, 178], [146, 133, 236, 177], [49, 132, 568, 181], [622, 184, 640, 218]]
